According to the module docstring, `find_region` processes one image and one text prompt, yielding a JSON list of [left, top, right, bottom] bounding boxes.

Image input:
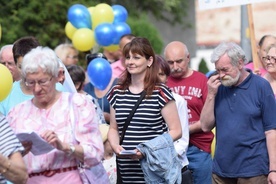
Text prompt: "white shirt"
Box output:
[[173, 93, 189, 167]]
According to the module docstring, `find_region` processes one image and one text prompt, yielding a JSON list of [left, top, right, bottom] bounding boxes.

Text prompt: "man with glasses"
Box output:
[[164, 41, 214, 184], [201, 42, 276, 184], [0, 45, 20, 81]]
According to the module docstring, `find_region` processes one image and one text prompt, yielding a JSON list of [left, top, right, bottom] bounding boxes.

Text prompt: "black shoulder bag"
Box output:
[[119, 90, 146, 145], [117, 90, 146, 184]]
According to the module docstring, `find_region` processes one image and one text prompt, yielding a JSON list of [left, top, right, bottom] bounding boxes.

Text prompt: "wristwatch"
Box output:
[[69, 144, 75, 155]]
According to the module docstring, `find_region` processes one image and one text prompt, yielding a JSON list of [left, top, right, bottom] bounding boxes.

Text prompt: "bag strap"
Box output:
[[69, 94, 78, 146], [119, 91, 146, 145]]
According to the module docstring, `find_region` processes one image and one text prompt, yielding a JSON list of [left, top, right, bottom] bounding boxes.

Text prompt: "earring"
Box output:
[[147, 65, 151, 68]]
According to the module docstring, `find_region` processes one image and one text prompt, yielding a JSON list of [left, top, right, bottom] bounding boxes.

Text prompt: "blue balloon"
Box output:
[[67, 4, 92, 29], [87, 58, 112, 90], [112, 22, 131, 44], [206, 70, 216, 78], [95, 23, 116, 46], [112, 5, 128, 23]]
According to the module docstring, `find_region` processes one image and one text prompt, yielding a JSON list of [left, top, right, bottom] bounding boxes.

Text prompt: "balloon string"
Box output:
[[92, 44, 100, 54], [101, 98, 104, 113]]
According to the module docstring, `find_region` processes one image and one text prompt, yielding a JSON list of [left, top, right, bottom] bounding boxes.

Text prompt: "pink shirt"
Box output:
[[110, 59, 125, 78], [244, 62, 267, 76], [7, 92, 104, 174]]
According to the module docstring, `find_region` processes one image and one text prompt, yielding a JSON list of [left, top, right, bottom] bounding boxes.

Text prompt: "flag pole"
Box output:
[[246, 4, 259, 71]]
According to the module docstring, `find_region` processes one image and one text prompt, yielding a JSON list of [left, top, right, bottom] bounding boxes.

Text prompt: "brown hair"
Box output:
[[12, 36, 40, 64], [66, 64, 86, 92], [156, 55, 171, 77], [118, 37, 160, 96]]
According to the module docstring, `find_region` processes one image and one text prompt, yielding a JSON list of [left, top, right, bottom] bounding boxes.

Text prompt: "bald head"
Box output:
[[0, 44, 21, 81], [164, 41, 189, 59], [163, 41, 191, 78], [0, 45, 13, 61]]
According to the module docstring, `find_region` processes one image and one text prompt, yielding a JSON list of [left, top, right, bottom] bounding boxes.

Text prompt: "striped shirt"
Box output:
[[0, 113, 24, 184], [107, 84, 174, 183]]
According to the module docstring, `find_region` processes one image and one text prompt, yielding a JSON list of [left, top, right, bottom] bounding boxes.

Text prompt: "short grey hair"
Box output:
[[211, 42, 248, 66], [21, 46, 60, 79], [0, 44, 13, 61]]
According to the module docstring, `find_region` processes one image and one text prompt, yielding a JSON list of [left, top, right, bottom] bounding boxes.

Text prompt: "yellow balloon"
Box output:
[[72, 28, 96, 52], [0, 64, 13, 102], [211, 128, 216, 158], [65, 22, 77, 40], [103, 44, 119, 52], [88, 6, 95, 28], [92, 3, 114, 30]]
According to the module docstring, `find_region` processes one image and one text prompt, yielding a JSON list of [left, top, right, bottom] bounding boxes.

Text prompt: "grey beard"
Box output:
[[221, 72, 240, 87]]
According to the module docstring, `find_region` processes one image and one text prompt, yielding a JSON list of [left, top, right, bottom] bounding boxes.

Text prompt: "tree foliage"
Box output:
[[127, 15, 163, 54], [0, 0, 187, 52], [198, 58, 210, 75]]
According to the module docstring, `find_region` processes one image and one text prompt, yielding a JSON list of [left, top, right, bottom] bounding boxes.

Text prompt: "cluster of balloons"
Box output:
[[66, 3, 131, 52], [0, 64, 13, 102]]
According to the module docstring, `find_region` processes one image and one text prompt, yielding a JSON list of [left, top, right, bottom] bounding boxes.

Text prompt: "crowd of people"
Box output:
[[0, 32, 275, 184]]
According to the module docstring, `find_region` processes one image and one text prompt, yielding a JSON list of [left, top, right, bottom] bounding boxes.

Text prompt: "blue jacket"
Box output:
[[137, 133, 182, 184]]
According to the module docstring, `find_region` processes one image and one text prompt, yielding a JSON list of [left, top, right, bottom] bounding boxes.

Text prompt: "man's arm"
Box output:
[[266, 129, 276, 184], [200, 74, 221, 132], [200, 93, 216, 132]]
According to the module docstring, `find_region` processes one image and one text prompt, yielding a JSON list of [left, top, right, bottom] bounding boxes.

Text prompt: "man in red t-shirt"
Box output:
[[164, 41, 214, 184]]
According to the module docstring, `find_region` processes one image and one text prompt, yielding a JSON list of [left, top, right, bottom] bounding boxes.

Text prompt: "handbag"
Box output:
[[69, 94, 109, 184], [117, 91, 146, 184], [181, 168, 193, 184], [78, 162, 109, 184]]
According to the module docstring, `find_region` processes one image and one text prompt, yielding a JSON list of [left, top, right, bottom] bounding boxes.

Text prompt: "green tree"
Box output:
[[127, 15, 163, 54], [198, 58, 209, 74], [106, 0, 189, 25], [0, 0, 188, 53], [0, 0, 92, 48]]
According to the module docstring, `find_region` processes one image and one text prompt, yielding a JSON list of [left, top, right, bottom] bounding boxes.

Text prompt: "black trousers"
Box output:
[[181, 166, 193, 184]]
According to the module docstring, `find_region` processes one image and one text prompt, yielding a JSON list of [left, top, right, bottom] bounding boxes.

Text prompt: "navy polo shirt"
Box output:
[[213, 71, 276, 177]]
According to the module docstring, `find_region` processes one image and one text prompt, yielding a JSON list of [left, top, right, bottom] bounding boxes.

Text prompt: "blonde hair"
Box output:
[[54, 43, 78, 63]]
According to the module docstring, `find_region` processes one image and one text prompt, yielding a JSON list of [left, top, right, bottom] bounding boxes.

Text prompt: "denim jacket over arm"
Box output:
[[137, 133, 182, 184]]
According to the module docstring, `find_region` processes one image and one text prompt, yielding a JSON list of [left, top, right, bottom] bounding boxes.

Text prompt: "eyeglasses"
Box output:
[[25, 77, 53, 87], [262, 56, 276, 63], [67, 55, 78, 60]]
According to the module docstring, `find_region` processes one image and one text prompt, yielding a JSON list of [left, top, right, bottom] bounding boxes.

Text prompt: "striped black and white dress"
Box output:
[[0, 113, 24, 184], [107, 84, 174, 183]]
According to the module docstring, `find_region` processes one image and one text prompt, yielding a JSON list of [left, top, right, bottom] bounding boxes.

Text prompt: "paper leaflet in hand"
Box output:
[[119, 150, 136, 155], [16, 132, 55, 155]]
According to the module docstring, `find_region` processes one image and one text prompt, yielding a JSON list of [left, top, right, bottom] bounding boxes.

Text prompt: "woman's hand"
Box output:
[[41, 130, 65, 151], [113, 144, 125, 156], [116, 148, 144, 159], [130, 149, 143, 160], [21, 141, 32, 156]]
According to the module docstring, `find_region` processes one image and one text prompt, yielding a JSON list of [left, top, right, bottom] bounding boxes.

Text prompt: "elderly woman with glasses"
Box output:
[[6, 47, 104, 183], [263, 44, 276, 97]]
